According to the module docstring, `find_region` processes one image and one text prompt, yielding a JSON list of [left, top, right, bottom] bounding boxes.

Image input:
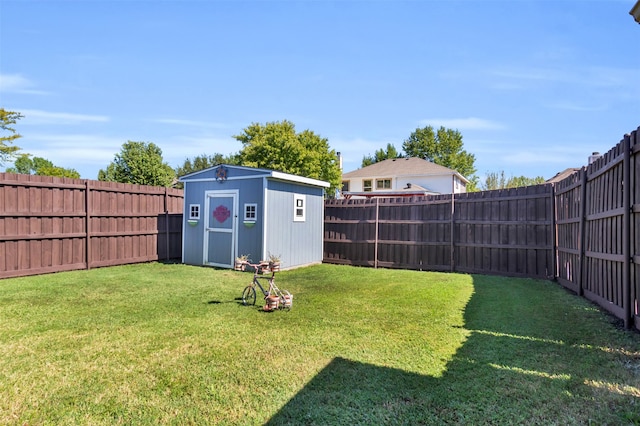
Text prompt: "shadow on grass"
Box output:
[[266, 275, 640, 425], [206, 297, 245, 305]]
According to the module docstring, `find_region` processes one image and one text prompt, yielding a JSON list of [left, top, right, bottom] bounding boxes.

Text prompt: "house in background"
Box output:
[[631, 0, 640, 24], [340, 157, 468, 199], [179, 165, 329, 270], [546, 152, 602, 184]]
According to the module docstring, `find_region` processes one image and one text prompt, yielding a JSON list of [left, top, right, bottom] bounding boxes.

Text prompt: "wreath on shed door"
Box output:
[[213, 205, 231, 223]]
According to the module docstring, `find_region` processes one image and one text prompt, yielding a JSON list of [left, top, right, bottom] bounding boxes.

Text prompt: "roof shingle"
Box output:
[[342, 157, 467, 182]]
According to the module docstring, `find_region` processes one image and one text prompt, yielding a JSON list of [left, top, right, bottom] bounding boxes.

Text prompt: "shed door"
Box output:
[[204, 190, 238, 268]]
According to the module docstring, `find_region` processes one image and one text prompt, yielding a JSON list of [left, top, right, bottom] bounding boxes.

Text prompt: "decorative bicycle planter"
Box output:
[[240, 260, 293, 312], [234, 255, 249, 271], [259, 261, 280, 272], [260, 253, 281, 272]]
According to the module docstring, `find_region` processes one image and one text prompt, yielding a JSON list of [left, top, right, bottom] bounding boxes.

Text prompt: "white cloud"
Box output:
[[326, 136, 392, 172], [500, 144, 599, 167], [490, 67, 567, 83], [501, 150, 570, 165], [151, 118, 228, 129], [418, 117, 505, 131], [544, 101, 608, 112], [489, 65, 640, 91], [11, 133, 123, 179], [20, 109, 110, 125], [158, 134, 240, 165], [0, 73, 50, 95]]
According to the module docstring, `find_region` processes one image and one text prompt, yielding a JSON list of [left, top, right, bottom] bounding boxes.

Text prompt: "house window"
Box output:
[[363, 180, 372, 192], [244, 203, 257, 222], [293, 194, 306, 222], [189, 204, 200, 220], [376, 179, 391, 189], [342, 181, 350, 192]]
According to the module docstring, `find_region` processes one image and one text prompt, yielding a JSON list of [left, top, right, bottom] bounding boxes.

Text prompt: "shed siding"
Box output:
[[182, 177, 265, 265], [265, 180, 324, 268]]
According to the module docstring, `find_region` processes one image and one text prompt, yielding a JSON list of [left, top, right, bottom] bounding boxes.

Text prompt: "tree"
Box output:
[[361, 143, 402, 167], [0, 108, 23, 165], [234, 120, 342, 195], [174, 153, 241, 189], [98, 141, 176, 187], [403, 125, 478, 191], [6, 154, 80, 178], [482, 170, 507, 191], [482, 170, 546, 191]]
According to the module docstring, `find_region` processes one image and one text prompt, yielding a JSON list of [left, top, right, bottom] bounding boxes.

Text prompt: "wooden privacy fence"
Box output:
[[0, 173, 183, 279], [555, 127, 639, 329], [324, 184, 555, 279], [325, 126, 640, 330]]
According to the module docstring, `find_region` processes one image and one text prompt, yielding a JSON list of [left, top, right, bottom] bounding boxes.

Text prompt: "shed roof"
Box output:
[[342, 157, 469, 183], [178, 164, 330, 188]]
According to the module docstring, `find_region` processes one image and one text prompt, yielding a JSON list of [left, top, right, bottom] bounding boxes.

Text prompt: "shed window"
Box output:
[[363, 180, 372, 192], [293, 194, 306, 222], [342, 181, 350, 192], [244, 203, 257, 222], [189, 204, 200, 220]]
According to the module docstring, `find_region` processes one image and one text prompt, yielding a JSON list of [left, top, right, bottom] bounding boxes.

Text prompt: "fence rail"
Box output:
[[0, 174, 183, 279]]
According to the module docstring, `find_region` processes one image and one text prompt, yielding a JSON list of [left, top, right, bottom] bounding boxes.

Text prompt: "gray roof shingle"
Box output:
[[342, 157, 468, 182]]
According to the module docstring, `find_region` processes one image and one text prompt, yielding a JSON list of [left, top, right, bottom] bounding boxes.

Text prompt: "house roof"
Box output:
[[546, 167, 580, 184], [342, 157, 469, 183], [631, 0, 640, 24]]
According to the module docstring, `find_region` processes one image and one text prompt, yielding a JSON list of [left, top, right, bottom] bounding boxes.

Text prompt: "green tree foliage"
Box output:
[[0, 108, 23, 165], [234, 120, 342, 194], [174, 153, 241, 189], [6, 154, 80, 178], [98, 141, 176, 187], [361, 143, 402, 167], [482, 170, 546, 191], [402, 125, 478, 190]]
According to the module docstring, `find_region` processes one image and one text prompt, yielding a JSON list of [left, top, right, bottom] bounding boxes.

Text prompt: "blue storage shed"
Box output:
[[179, 165, 330, 270]]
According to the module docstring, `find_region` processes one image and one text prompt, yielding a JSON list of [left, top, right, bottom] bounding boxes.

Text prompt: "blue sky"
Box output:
[[1, 0, 638, 182]]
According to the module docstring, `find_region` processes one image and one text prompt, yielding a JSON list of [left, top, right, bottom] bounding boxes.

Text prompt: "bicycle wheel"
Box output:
[[242, 286, 256, 306], [280, 290, 292, 310]]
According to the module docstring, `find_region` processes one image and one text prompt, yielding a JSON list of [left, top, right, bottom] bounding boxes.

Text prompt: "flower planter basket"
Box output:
[[264, 295, 280, 311]]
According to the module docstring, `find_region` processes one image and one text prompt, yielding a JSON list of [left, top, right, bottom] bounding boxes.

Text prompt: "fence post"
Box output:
[[374, 198, 379, 269], [450, 192, 455, 272], [578, 167, 587, 297], [164, 187, 170, 261], [85, 180, 92, 270], [623, 133, 631, 329], [550, 184, 557, 279]]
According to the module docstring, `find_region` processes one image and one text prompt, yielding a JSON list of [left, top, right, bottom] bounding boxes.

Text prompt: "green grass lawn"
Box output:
[[1, 262, 639, 425]]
